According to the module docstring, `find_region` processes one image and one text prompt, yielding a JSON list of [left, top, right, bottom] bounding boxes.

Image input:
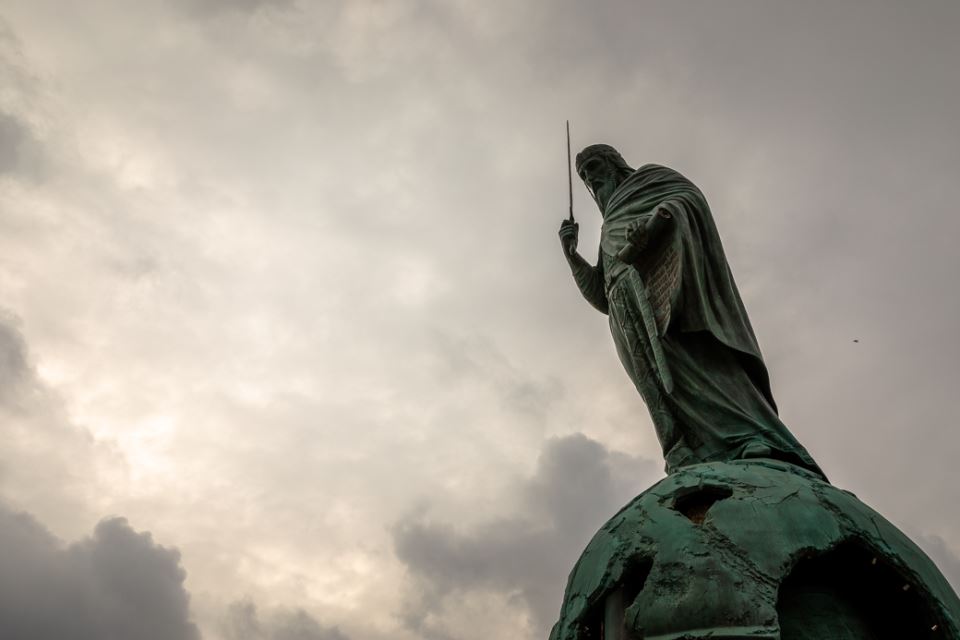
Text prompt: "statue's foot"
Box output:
[[741, 443, 772, 459]]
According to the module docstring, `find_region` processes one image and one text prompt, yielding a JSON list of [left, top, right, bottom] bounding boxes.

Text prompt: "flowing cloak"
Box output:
[[596, 164, 824, 478]]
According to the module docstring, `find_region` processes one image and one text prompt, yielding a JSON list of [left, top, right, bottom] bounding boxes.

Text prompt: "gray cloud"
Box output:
[[0, 310, 103, 534], [168, 0, 295, 18], [429, 331, 565, 427], [916, 534, 960, 595], [0, 502, 199, 640], [0, 309, 30, 404], [0, 111, 32, 175], [0, 22, 44, 180], [393, 434, 659, 639], [221, 599, 348, 640]]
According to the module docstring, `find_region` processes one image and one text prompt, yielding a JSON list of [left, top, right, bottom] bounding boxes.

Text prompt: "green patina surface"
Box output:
[[549, 460, 960, 640], [560, 147, 822, 477]]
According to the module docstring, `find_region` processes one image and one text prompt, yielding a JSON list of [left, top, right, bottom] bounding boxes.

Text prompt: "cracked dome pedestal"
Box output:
[[549, 459, 960, 640]]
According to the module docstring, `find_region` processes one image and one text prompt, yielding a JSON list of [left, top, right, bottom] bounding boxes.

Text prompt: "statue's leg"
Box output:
[[659, 331, 811, 468]]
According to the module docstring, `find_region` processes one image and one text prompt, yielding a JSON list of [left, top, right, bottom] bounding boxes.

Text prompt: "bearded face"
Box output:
[[578, 155, 621, 211], [575, 145, 631, 212]]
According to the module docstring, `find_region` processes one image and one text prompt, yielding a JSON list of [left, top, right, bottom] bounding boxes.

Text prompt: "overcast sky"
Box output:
[[1, 1, 959, 639]]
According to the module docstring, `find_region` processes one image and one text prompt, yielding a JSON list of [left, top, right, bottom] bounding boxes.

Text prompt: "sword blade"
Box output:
[[566, 120, 574, 223]]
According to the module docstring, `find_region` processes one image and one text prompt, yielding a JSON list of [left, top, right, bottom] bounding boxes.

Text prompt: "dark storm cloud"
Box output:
[[0, 503, 199, 640], [221, 599, 349, 640], [393, 433, 659, 639]]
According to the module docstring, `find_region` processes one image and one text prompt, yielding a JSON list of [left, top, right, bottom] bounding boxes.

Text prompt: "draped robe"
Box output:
[[573, 164, 824, 477]]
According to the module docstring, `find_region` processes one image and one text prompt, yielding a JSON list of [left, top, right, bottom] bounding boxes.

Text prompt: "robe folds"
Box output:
[[596, 164, 824, 478]]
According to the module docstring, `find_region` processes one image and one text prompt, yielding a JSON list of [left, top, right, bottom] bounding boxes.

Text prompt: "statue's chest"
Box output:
[[602, 220, 684, 338], [600, 211, 656, 288]]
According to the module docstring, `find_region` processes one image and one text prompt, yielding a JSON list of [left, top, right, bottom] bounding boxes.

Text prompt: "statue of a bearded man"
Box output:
[[559, 144, 824, 478]]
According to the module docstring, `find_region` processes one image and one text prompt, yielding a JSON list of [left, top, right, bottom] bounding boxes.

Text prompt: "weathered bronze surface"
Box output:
[[548, 460, 960, 639], [559, 145, 822, 478]]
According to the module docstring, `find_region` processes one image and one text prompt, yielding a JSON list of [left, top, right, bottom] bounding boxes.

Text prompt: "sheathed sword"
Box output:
[[618, 213, 676, 393], [632, 271, 674, 393]]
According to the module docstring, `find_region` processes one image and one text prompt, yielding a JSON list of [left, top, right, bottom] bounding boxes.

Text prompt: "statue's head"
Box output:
[[575, 144, 634, 211]]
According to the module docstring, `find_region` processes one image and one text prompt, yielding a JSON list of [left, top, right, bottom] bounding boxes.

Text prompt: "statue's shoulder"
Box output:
[[637, 162, 668, 172], [635, 163, 686, 178], [633, 164, 701, 194]]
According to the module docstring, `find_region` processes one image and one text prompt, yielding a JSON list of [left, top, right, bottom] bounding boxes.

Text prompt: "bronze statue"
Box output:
[[559, 144, 824, 478]]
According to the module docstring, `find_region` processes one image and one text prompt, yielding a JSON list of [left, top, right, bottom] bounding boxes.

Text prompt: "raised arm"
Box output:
[[559, 219, 609, 314]]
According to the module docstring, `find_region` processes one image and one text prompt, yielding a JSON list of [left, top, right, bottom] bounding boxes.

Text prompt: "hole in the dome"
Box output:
[[621, 557, 653, 606], [672, 485, 733, 524], [777, 540, 946, 639], [578, 557, 653, 640]]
